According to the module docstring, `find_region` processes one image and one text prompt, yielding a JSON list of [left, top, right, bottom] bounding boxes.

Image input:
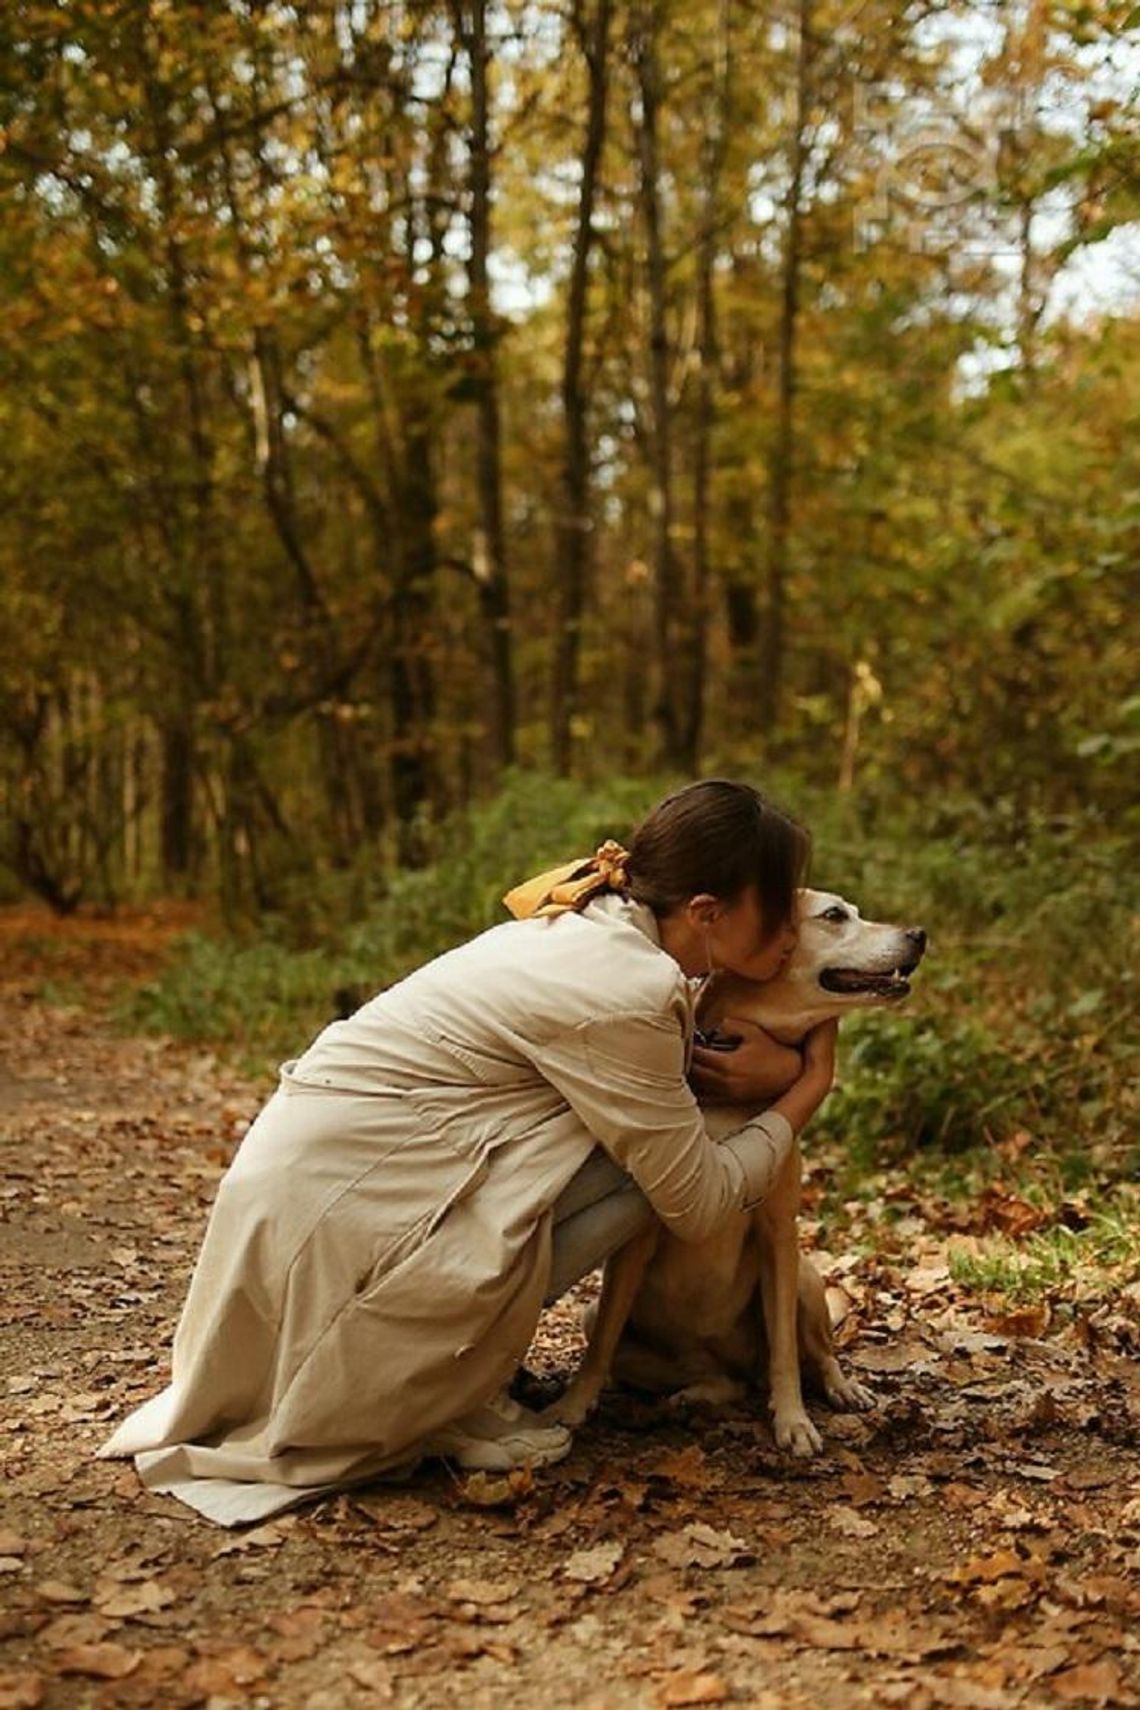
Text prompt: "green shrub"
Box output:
[[121, 772, 1139, 1172]]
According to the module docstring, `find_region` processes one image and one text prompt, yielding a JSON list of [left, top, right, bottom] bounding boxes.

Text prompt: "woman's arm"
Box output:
[[531, 1012, 836, 1243], [690, 1019, 802, 1103]]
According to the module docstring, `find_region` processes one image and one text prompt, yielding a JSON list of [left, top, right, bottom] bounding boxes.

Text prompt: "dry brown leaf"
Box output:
[[53, 1643, 142, 1680], [973, 1577, 1038, 1613], [1049, 1659, 1123, 1703], [0, 1534, 28, 1557], [183, 1645, 269, 1695], [984, 1304, 1050, 1337], [656, 1672, 729, 1707], [1004, 1645, 1072, 1681], [828, 1506, 879, 1538], [947, 1550, 1025, 1586], [268, 1605, 326, 1659], [841, 1470, 886, 1507], [789, 1614, 865, 1651], [352, 1493, 438, 1532], [563, 1542, 625, 1585], [925, 1679, 1018, 1709], [210, 1520, 290, 1557], [647, 1445, 713, 1489], [0, 1674, 44, 1710], [95, 1577, 175, 1618], [346, 1655, 394, 1697], [445, 1576, 521, 1606], [129, 1647, 192, 1687], [37, 1613, 111, 1651], [34, 1581, 86, 1606], [653, 1523, 750, 1570]]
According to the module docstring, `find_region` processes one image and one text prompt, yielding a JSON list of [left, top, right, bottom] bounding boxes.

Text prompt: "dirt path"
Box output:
[[2, 956, 1139, 1709]]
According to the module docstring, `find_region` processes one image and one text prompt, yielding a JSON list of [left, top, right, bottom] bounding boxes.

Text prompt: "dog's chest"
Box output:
[[634, 1217, 761, 1339]]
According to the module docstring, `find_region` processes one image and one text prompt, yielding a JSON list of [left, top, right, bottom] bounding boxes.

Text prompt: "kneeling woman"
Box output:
[[101, 779, 836, 1525]]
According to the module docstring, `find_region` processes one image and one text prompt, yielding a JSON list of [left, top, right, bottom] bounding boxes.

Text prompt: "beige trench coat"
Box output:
[[100, 894, 790, 1524]]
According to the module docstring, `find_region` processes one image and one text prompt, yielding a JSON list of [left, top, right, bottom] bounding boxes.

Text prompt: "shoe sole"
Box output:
[[427, 1429, 573, 1473]]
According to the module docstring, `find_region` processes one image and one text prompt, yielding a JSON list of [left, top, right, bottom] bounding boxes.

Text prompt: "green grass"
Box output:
[[947, 1194, 1140, 1303]]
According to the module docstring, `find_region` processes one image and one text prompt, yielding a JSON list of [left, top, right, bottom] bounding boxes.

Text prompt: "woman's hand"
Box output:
[[689, 1019, 802, 1105]]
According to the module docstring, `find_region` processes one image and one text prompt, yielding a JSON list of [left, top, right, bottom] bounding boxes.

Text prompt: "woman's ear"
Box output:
[[687, 893, 722, 931]]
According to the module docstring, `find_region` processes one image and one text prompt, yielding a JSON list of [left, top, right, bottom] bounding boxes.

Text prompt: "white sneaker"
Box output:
[[426, 1389, 573, 1471]]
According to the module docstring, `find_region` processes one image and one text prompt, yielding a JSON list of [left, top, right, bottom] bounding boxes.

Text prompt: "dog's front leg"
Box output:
[[541, 1224, 659, 1428], [755, 1146, 822, 1456]]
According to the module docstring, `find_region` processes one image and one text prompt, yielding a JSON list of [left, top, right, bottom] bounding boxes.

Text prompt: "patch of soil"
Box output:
[[1, 945, 1139, 1709]]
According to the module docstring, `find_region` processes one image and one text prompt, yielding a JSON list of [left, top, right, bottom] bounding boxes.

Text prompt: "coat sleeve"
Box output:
[[530, 1011, 794, 1242]]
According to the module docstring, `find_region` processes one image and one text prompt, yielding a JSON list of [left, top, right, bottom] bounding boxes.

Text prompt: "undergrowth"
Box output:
[[120, 772, 1139, 1221]]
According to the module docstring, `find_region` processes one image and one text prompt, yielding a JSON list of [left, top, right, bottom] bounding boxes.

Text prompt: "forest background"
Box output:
[[1, 0, 1137, 1302]]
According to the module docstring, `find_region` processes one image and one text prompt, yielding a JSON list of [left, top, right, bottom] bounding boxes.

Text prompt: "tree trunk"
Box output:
[[758, 0, 812, 734], [550, 0, 612, 776], [632, 0, 683, 767], [683, 0, 731, 770], [461, 0, 516, 772]]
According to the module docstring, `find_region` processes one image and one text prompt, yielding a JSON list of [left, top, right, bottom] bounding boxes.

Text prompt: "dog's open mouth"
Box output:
[[819, 966, 915, 998]]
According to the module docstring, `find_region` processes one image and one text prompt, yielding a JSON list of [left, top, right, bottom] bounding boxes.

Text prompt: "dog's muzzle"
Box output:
[[819, 928, 926, 999]]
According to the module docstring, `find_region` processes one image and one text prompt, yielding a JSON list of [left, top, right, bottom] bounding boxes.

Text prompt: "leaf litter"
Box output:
[[1, 938, 1139, 1705]]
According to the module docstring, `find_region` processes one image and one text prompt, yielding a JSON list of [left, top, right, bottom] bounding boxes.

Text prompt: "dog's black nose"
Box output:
[[906, 928, 927, 953]]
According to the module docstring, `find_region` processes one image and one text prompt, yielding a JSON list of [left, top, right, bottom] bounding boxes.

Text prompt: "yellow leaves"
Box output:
[[453, 1464, 535, 1508]]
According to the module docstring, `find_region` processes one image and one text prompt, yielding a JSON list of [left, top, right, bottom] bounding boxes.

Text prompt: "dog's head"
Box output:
[[700, 887, 926, 1044]]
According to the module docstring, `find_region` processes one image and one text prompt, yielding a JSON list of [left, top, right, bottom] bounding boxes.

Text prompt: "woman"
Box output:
[[101, 779, 838, 1525]]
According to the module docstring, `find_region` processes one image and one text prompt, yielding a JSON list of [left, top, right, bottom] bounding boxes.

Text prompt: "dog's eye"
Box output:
[[820, 906, 849, 923]]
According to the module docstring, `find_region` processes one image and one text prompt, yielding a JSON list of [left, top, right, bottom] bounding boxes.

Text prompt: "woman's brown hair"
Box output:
[[625, 779, 810, 936]]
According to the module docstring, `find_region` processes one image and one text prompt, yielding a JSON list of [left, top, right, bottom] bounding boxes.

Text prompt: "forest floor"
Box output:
[[1, 907, 1138, 1710]]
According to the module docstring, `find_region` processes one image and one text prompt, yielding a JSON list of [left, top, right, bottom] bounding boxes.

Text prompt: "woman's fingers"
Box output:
[[690, 1021, 802, 1103]]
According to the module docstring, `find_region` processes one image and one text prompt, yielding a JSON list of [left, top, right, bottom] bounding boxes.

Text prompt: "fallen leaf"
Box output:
[[563, 1542, 625, 1585], [183, 1646, 268, 1695], [95, 1578, 175, 1618], [53, 1643, 142, 1680], [1050, 1659, 1122, 1703], [841, 1471, 885, 1507], [445, 1577, 521, 1606], [888, 1475, 933, 1501], [656, 1671, 729, 1706], [0, 1534, 28, 1557], [38, 1614, 111, 1650], [653, 1523, 750, 1570], [948, 1551, 1025, 1586], [984, 1304, 1050, 1337], [268, 1606, 326, 1660], [211, 1520, 291, 1557], [454, 1466, 535, 1508], [828, 1507, 879, 1538], [34, 1582, 86, 1606], [352, 1493, 437, 1532], [346, 1656, 394, 1697], [0, 1675, 44, 1710], [647, 1445, 713, 1488]]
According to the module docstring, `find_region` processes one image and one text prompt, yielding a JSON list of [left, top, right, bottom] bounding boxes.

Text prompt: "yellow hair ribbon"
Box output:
[[502, 839, 631, 919]]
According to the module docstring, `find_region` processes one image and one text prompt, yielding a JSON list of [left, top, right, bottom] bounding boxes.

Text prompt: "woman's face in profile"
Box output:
[[704, 886, 797, 984]]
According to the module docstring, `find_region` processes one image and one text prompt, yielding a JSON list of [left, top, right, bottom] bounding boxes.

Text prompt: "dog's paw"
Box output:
[[824, 1372, 875, 1413], [539, 1388, 596, 1429], [772, 1409, 823, 1457]]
